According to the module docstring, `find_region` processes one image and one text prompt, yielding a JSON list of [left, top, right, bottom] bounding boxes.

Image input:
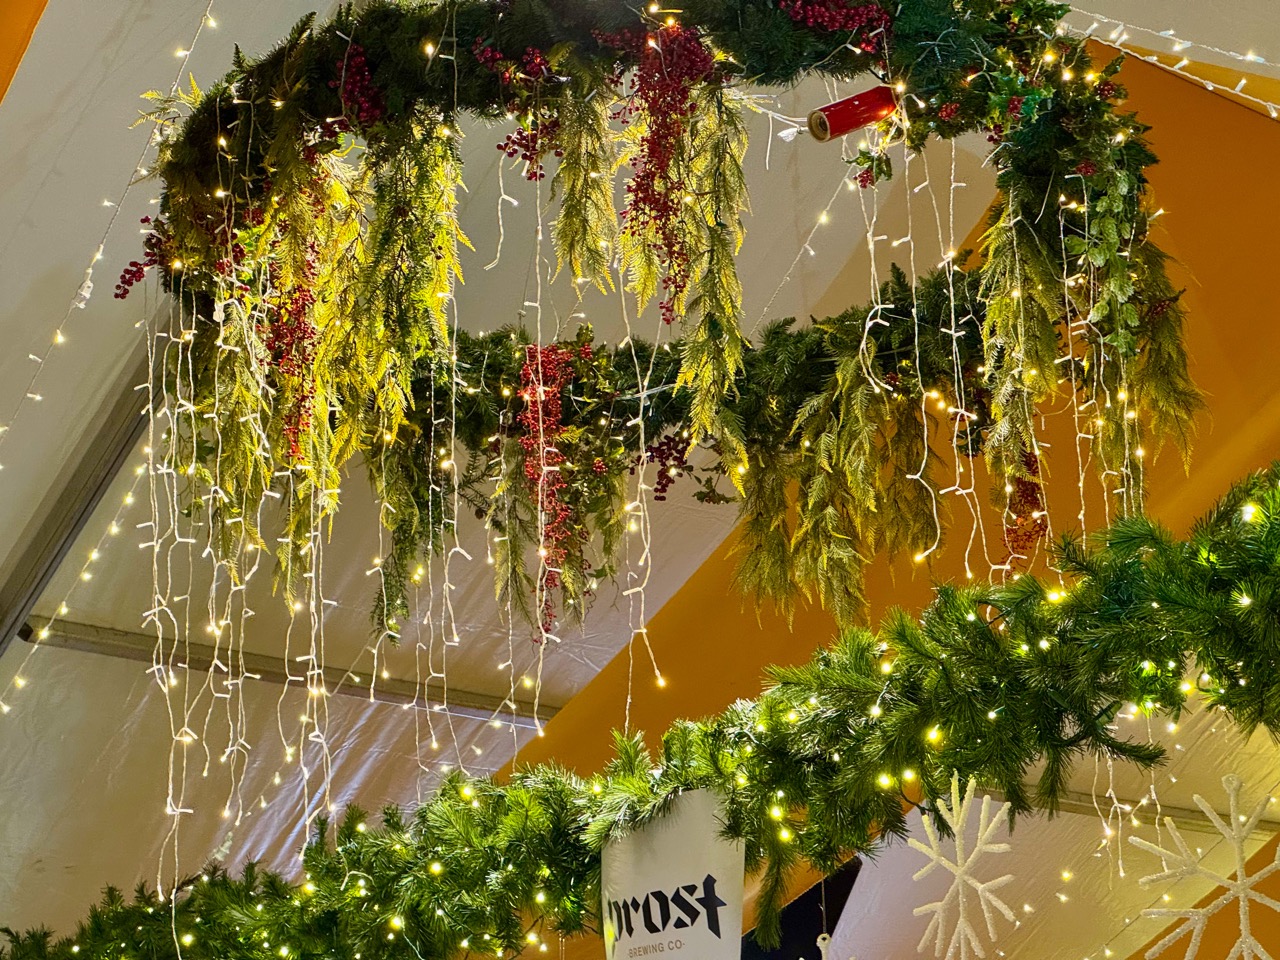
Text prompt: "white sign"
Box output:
[[601, 790, 745, 960]]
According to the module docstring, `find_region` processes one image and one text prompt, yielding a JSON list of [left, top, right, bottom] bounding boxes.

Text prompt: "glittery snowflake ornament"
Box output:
[[1128, 774, 1280, 960], [908, 773, 1016, 960]]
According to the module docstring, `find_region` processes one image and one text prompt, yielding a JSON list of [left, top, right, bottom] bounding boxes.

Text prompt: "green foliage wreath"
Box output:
[[134, 0, 1200, 630], [10, 463, 1280, 957]]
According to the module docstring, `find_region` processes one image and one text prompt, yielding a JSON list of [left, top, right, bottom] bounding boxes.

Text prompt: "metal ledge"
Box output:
[[22, 616, 555, 729]]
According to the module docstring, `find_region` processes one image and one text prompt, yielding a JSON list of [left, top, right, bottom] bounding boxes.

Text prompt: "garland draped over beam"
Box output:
[[11, 462, 1280, 958], [134, 0, 1200, 632]]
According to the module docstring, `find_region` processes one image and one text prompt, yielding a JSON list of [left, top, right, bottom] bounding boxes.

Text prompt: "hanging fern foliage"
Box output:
[[126, 0, 1200, 632]]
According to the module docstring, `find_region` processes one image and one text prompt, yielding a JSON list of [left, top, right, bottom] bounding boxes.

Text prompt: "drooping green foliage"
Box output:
[[13, 463, 1280, 957], [137, 0, 1199, 633]]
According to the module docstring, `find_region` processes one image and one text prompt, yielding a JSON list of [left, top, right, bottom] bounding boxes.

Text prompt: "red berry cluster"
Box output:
[[473, 37, 506, 72], [213, 242, 247, 277], [856, 167, 875, 188], [265, 240, 321, 459], [633, 433, 689, 501], [777, 0, 891, 51], [986, 122, 1004, 144], [517, 343, 576, 634], [497, 117, 563, 180], [603, 24, 716, 324], [1002, 451, 1048, 563], [1006, 95, 1025, 117], [114, 216, 167, 299], [1074, 159, 1099, 177], [521, 47, 550, 80], [1095, 79, 1118, 100], [327, 43, 385, 132], [937, 102, 960, 121]]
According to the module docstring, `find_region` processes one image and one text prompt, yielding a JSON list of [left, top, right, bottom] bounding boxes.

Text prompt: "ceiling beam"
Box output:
[[0, 346, 149, 659], [21, 616, 554, 729], [990, 786, 1280, 841]]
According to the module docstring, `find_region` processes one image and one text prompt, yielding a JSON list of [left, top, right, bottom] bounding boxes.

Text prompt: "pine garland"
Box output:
[[130, 0, 1202, 633], [11, 463, 1280, 957]]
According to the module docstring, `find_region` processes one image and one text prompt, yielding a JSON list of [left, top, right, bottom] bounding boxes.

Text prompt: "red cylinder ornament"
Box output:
[[807, 85, 897, 142]]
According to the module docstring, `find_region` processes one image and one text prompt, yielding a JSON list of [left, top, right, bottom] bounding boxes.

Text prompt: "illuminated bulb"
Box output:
[[1061, 870, 1072, 881], [902, 769, 916, 781], [656, 674, 667, 688], [424, 41, 436, 56], [1242, 503, 1259, 522], [778, 827, 793, 842], [926, 726, 941, 743], [770, 805, 784, 820], [869, 704, 882, 717], [987, 710, 998, 720], [390, 917, 403, 930], [818, 211, 829, 224], [13, 677, 26, 689], [181, 934, 194, 946], [877, 773, 893, 788]]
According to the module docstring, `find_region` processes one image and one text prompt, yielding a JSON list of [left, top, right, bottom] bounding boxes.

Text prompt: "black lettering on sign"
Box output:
[[608, 875, 726, 943]]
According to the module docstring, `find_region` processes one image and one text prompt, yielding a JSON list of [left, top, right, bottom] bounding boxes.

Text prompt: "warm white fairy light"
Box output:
[[0, 464, 148, 714], [1068, 8, 1280, 119], [0, 0, 220, 474]]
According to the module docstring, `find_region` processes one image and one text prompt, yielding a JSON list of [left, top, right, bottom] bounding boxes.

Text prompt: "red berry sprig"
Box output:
[[497, 117, 563, 181], [328, 43, 385, 133], [632, 433, 689, 501], [114, 216, 171, 299], [777, 0, 891, 51], [517, 344, 576, 635], [600, 24, 716, 324]]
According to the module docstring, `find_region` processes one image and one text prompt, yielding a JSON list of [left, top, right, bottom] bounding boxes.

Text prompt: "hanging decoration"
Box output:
[[806, 86, 897, 142], [9, 462, 1280, 960], [908, 773, 1015, 960], [121, 0, 1201, 635], [1128, 774, 1280, 960]]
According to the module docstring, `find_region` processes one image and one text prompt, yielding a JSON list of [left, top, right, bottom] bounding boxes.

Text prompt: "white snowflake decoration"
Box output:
[[1128, 773, 1280, 960], [908, 773, 1016, 960]]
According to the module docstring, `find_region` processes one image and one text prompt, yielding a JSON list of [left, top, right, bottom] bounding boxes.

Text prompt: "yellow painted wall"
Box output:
[[0, 0, 47, 105], [509, 44, 1280, 960]]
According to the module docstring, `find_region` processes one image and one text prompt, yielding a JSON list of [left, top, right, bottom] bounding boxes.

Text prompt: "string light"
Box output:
[[1068, 9, 1280, 119], [0, 0, 220, 473]]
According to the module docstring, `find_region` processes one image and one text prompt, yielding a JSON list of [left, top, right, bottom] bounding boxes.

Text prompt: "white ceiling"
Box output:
[[2, 2, 1279, 957]]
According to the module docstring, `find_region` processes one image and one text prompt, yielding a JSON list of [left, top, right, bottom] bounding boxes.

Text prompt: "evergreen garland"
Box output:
[[10, 463, 1280, 958], [132, 0, 1201, 632]]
